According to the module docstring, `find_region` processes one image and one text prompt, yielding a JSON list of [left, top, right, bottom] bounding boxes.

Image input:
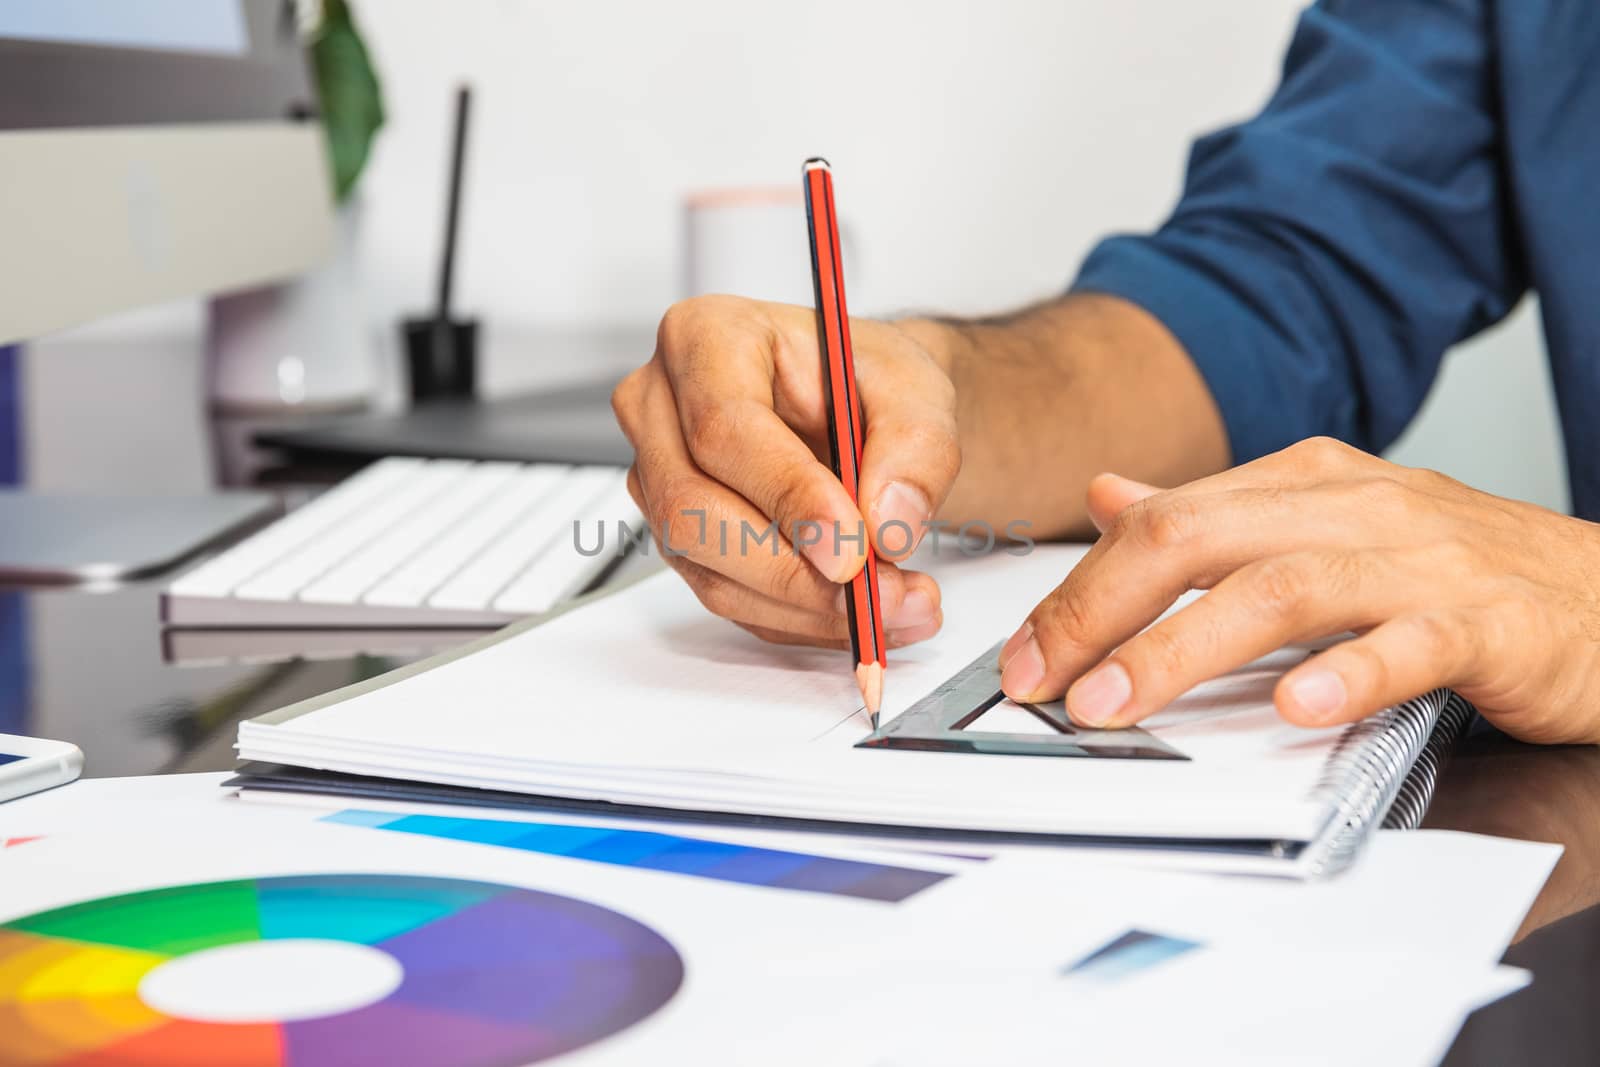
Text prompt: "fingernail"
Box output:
[[1287, 670, 1346, 722], [889, 615, 943, 646], [1000, 637, 1045, 699], [872, 481, 931, 558], [999, 622, 1033, 668], [887, 588, 935, 629], [1068, 662, 1132, 727]]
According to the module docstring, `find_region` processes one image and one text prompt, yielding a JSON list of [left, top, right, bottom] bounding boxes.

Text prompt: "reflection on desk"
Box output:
[[1431, 731, 1600, 1067], [1427, 733, 1600, 941], [163, 628, 482, 668]]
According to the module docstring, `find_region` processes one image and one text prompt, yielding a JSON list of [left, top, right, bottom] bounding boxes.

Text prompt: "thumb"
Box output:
[[855, 342, 962, 563], [1086, 473, 1162, 533]]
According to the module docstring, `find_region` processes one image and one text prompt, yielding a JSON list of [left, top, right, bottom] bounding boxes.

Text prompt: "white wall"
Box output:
[[27, 1, 1565, 512], [351, 0, 1568, 511], [355, 0, 1305, 322]]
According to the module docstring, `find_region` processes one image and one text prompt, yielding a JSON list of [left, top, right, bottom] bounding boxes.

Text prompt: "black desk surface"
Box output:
[[5, 327, 1597, 1064]]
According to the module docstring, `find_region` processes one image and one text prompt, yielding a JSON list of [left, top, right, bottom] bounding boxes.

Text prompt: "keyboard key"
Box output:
[[492, 475, 643, 614], [427, 467, 618, 611], [298, 462, 527, 605], [167, 458, 422, 598], [362, 464, 572, 608], [233, 461, 472, 602]]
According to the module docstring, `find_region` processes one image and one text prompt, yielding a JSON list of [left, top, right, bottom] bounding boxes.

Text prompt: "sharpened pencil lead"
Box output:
[[857, 662, 883, 731]]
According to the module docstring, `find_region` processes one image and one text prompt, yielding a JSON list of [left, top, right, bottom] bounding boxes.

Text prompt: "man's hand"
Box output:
[[998, 437, 1600, 745], [612, 295, 960, 649]]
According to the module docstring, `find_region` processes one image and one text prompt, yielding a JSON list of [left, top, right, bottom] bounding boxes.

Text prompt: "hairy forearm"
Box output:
[[897, 293, 1231, 540]]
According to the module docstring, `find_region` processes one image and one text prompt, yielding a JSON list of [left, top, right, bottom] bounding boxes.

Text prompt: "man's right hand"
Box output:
[[611, 295, 962, 650]]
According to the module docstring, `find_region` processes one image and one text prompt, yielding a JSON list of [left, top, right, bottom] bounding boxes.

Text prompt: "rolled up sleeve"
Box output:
[[1072, 0, 1526, 462]]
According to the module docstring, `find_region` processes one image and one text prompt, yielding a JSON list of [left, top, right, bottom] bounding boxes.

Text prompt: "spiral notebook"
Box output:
[[233, 545, 1473, 878]]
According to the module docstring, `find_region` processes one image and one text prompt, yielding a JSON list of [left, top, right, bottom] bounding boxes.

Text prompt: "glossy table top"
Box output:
[[4, 319, 1597, 1064]]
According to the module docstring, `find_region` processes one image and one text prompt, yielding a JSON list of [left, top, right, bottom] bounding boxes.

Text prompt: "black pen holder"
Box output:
[[403, 316, 479, 403]]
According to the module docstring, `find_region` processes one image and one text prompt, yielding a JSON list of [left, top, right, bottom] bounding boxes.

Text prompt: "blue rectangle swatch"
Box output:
[[1062, 929, 1201, 985], [322, 808, 949, 903]]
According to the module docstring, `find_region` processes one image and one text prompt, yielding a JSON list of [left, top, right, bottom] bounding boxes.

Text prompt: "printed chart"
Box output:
[[0, 873, 683, 1066], [323, 808, 952, 903]]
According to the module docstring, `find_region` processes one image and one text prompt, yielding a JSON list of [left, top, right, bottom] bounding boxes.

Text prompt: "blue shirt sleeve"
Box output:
[[1071, 0, 1526, 462]]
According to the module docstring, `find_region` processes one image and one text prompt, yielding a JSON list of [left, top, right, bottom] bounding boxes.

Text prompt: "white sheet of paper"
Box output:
[[949, 828, 1560, 967], [850, 954, 1530, 1067], [0, 772, 238, 835], [0, 813, 1140, 1067], [240, 544, 1354, 844]]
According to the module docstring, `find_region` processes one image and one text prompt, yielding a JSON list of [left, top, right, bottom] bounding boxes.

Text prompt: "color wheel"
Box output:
[[0, 874, 685, 1066]]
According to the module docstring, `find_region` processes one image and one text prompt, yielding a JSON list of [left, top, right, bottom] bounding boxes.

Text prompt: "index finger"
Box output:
[[999, 480, 1420, 703]]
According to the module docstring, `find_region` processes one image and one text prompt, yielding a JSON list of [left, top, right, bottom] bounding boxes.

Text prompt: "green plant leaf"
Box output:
[[313, 0, 385, 202]]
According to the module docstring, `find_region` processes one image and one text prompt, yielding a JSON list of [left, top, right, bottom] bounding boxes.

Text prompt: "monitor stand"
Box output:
[[0, 490, 278, 584]]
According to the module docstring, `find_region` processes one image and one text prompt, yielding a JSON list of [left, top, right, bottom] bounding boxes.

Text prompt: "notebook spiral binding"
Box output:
[[1303, 689, 1477, 879]]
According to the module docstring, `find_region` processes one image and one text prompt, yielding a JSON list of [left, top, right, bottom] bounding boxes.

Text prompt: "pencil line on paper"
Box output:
[[813, 704, 872, 742]]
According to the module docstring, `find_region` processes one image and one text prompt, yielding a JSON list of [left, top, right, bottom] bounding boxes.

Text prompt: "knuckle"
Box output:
[[1252, 557, 1312, 618], [1290, 435, 1359, 472], [896, 420, 962, 483], [732, 621, 787, 647], [684, 401, 741, 461], [1405, 612, 1460, 663], [1318, 548, 1367, 599], [656, 299, 699, 350], [1134, 497, 1204, 552], [1357, 475, 1417, 515], [768, 465, 828, 527], [731, 621, 769, 644], [767, 556, 818, 607], [1343, 640, 1392, 697], [1101, 505, 1138, 547], [1037, 587, 1096, 650], [686, 569, 736, 618], [658, 295, 767, 373], [609, 367, 648, 436], [1134, 625, 1191, 679], [1407, 464, 1462, 494], [1426, 537, 1479, 575], [653, 481, 704, 540]]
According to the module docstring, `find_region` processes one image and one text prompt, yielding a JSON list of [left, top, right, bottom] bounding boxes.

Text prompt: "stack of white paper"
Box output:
[[238, 545, 1398, 869]]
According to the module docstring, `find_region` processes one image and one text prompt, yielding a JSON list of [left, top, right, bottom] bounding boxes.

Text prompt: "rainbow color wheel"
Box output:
[[0, 874, 684, 1066]]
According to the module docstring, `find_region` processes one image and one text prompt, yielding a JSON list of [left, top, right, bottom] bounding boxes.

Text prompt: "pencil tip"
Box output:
[[856, 662, 884, 730]]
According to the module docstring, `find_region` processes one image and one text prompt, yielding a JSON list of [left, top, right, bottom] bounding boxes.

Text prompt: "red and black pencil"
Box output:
[[802, 157, 886, 727]]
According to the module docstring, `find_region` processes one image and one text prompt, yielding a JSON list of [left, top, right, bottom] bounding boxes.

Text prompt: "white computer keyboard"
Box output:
[[161, 457, 643, 627]]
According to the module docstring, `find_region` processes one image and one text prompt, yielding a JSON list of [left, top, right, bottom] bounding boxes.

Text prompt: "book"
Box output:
[[233, 544, 1472, 877]]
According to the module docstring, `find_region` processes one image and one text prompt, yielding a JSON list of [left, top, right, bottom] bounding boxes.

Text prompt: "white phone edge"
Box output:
[[0, 734, 85, 804]]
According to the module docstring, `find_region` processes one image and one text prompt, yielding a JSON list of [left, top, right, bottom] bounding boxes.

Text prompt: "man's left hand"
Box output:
[[997, 437, 1600, 744]]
